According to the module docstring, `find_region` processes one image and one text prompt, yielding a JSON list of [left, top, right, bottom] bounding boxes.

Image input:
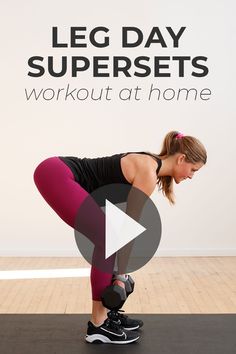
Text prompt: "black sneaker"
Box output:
[[108, 309, 144, 330], [85, 316, 140, 344]]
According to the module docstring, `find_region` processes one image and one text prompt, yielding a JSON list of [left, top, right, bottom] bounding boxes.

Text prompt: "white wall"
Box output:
[[1, 0, 235, 256]]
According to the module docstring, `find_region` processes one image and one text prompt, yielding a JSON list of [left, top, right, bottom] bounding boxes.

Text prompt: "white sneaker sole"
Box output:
[[123, 325, 140, 330], [85, 334, 140, 344]]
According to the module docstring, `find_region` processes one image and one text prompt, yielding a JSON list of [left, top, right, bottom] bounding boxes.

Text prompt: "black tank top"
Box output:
[[59, 151, 162, 193]]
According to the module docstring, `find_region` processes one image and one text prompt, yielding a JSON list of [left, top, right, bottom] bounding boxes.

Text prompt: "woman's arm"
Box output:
[[129, 169, 157, 218], [117, 169, 157, 274]]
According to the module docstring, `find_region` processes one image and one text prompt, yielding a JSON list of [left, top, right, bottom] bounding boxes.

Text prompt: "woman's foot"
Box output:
[[85, 314, 140, 344], [108, 309, 144, 331]]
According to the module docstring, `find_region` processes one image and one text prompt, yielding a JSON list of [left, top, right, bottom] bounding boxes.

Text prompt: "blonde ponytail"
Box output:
[[151, 131, 207, 205]]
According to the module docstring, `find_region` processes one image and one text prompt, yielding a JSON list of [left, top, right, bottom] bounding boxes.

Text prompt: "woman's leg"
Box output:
[[33, 156, 115, 323]]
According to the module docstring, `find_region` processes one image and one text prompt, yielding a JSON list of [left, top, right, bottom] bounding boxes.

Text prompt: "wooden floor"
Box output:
[[0, 257, 235, 314]]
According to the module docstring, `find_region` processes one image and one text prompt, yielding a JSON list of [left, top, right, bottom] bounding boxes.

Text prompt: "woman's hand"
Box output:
[[112, 279, 126, 289]]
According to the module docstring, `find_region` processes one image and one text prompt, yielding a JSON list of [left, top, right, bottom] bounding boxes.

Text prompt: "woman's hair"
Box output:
[[150, 131, 207, 205]]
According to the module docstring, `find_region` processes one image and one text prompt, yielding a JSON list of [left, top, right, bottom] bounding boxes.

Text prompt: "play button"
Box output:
[[74, 183, 162, 275], [105, 199, 146, 259]]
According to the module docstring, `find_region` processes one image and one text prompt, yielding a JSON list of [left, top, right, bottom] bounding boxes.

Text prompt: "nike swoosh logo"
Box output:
[[101, 327, 127, 338]]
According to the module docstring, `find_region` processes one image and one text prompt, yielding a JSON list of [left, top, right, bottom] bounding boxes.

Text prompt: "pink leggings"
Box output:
[[33, 156, 115, 300]]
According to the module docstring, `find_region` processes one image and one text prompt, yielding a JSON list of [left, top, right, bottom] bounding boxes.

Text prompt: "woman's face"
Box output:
[[173, 155, 204, 184]]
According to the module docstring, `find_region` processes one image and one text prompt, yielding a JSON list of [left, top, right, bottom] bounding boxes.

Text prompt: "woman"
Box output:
[[33, 130, 207, 344]]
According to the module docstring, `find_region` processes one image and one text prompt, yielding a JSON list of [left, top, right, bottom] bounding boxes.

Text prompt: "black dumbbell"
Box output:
[[125, 274, 135, 296], [114, 274, 135, 297], [101, 275, 135, 311], [101, 284, 127, 311]]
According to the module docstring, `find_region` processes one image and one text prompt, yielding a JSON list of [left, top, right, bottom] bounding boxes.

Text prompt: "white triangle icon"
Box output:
[[105, 199, 146, 259]]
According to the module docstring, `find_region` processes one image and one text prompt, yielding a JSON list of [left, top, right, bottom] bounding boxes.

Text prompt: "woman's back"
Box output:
[[58, 151, 161, 193]]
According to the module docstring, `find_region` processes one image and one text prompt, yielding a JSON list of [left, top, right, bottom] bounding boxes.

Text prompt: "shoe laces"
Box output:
[[105, 317, 122, 331], [108, 309, 128, 321], [117, 309, 129, 320]]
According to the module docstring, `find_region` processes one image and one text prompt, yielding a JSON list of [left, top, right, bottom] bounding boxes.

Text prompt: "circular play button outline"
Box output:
[[74, 183, 162, 275]]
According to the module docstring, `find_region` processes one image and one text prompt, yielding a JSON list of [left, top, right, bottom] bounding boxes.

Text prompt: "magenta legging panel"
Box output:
[[33, 156, 113, 300]]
